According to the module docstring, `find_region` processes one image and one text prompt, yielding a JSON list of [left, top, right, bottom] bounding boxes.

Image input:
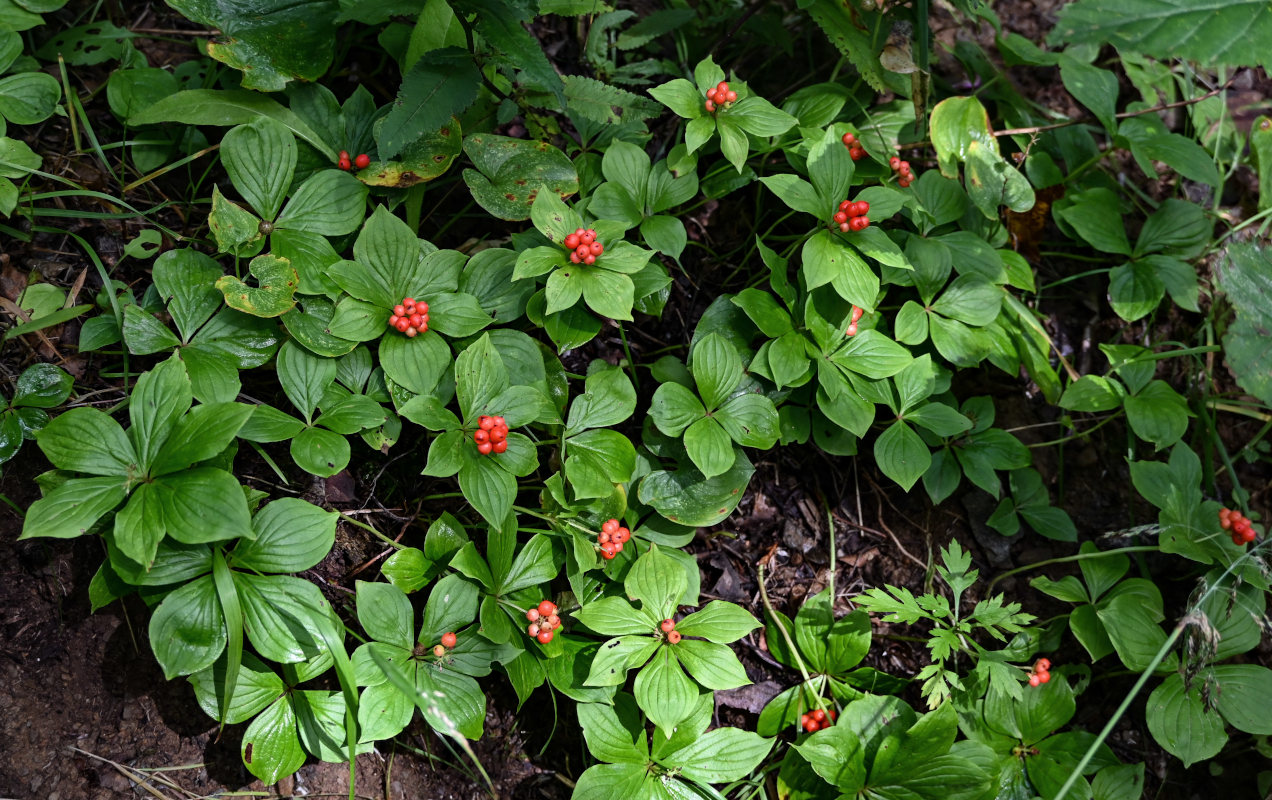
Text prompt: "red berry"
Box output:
[[839, 199, 852, 211], [337, 157, 351, 170], [706, 88, 718, 102], [845, 323, 858, 336], [441, 631, 457, 648], [403, 297, 415, 306], [526, 608, 540, 622], [538, 600, 556, 617], [1028, 674, 1041, 687], [394, 304, 406, 316], [589, 241, 603, 256], [849, 216, 869, 231], [405, 327, 418, 338], [489, 428, 506, 443], [667, 630, 682, 644], [355, 153, 370, 169], [408, 313, 423, 327], [432, 644, 446, 657], [581, 230, 596, 244], [717, 81, 729, 94], [1036, 658, 1051, 671], [841, 132, 856, 146], [851, 306, 864, 323], [612, 540, 624, 553], [493, 440, 507, 453], [811, 709, 826, 722], [339, 150, 349, 159], [528, 623, 541, 636], [477, 441, 493, 455], [833, 211, 849, 224], [584, 254, 596, 265], [615, 527, 630, 543], [395, 319, 410, 332], [474, 430, 489, 444], [839, 222, 851, 233], [537, 630, 554, 644], [547, 614, 561, 628], [705, 99, 716, 112], [852, 201, 869, 216], [564, 233, 580, 249], [898, 177, 912, 188], [479, 416, 494, 430], [826, 709, 836, 721], [602, 519, 620, 534], [388, 314, 400, 326], [803, 719, 818, 732], [800, 713, 810, 725], [1037, 670, 1051, 684], [569, 251, 581, 264], [600, 542, 616, 559], [725, 90, 737, 102], [889, 156, 901, 170], [849, 146, 865, 160], [598, 531, 611, 544], [660, 619, 675, 633], [493, 416, 506, 427]]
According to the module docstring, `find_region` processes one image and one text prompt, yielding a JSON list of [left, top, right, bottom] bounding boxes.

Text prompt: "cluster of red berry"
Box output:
[[473, 415, 508, 455], [526, 600, 561, 644], [659, 616, 682, 644], [431, 631, 458, 657], [1027, 657, 1052, 687], [889, 156, 915, 188], [598, 518, 631, 560], [1220, 508, 1257, 545], [841, 131, 866, 161], [387, 296, 429, 337], [845, 305, 865, 337], [337, 150, 370, 171], [834, 199, 870, 232], [704, 80, 737, 112], [800, 708, 836, 732], [565, 228, 604, 264]]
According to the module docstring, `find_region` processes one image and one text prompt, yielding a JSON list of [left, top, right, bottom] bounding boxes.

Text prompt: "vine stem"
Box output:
[[338, 512, 404, 550], [985, 546, 1159, 594]]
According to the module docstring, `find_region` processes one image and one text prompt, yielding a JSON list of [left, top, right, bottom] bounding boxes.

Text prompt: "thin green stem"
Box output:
[[986, 546, 1160, 594], [339, 513, 404, 549]]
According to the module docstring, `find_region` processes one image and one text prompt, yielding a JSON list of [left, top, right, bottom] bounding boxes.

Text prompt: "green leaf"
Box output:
[[1145, 672, 1227, 767], [648, 77, 703, 119], [1108, 260, 1164, 321], [639, 448, 755, 528], [804, 230, 878, 308], [691, 333, 742, 410], [1059, 56, 1118, 131], [36, 407, 137, 476], [796, 724, 867, 792], [965, 140, 1036, 216], [578, 698, 648, 764], [715, 392, 780, 448], [1096, 579, 1167, 671], [572, 763, 651, 800], [128, 357, 193, 471], [151, 402, 253, 476], [216, 255, 300, 318], [458, 456, 517, 530], [726, 95, 797, 138], [804, 0, 890, 92], [673, 638, 750, 690], [150, 575, 225, 678], [1124, 379, 1190, 449], [151, 249, 224, 341], [233, 498, 337, 574], [190, 653, 285, 725], [875, 420, 930, 491], [462, 133, 578, 221], [1211, 664, 1272, 734], [1214, 244, 1272, 406], [128, 88, 332, 156], [221, 117, 296, 221], [930, 275, 1002, 327], [166, 0, 339, 92], [377, 47, 480, 160], [649, 381, 706, 436], [684, 416, 735, 479], [12, 363, 73, 408], [660, 726, 773, 783], [111, 483, 164, 569], [1051, 0, 1272, 71], [627, 544, 688, 620], [155, 467, 254, 544], [633, 647, 698, 733], [563, 74, 662, 124], [291, 426, 351, 477], [241, 697, 306, 784], [760, 174, 824, 218], [500, 533, 559, 594], [0, 71, 61, 124], [19, 476, 125, 540], [565, 429, 636, 499], [235, 574, 330, 664], [1060, 375, 1126, 412], [930, 95, 997, 177], [275, 170, 367, 236]]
